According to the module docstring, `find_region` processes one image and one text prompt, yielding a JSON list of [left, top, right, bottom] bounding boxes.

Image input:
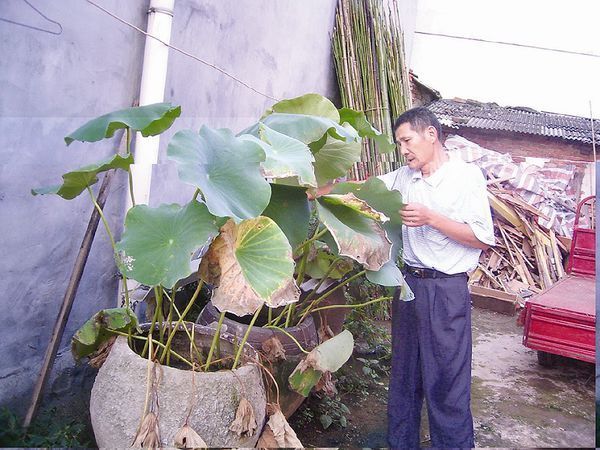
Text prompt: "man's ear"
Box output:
[[427, 125, 437, 142]]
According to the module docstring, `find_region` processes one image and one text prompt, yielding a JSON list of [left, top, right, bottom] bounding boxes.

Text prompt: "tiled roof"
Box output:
[[428, 98, 600, 145]]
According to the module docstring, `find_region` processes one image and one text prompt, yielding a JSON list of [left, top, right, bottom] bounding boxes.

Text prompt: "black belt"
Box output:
[[403, 265, 466, 279]]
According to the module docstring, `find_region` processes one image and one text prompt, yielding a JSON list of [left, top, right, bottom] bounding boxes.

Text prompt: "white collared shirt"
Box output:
[[378, 158, 495, 274]]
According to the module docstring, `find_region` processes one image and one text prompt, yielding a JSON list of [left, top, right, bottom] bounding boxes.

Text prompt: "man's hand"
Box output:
[[400, 203, 432, 227]]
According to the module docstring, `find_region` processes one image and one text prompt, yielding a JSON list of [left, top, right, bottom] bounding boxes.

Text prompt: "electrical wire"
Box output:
[[415, 30, 599, 58], [85, 0, 279, 102]]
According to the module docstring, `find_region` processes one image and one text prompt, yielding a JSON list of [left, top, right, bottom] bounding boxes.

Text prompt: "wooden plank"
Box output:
[[496, 193, 551, 220], [514, 248, 537, 288], [469, 285, 518, 316], [549, 230, 565, 279], [487, 192, 527, 234], [532, 229, 553, 290]]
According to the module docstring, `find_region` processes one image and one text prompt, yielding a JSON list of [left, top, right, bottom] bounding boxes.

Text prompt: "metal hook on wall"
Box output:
[[0, 0, 63, 35]]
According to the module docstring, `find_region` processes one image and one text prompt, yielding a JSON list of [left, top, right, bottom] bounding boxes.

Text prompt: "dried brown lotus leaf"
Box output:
[[200, 219, 300, 316], [261, 336, 286, 362], [315, 370, 337, 397], [256, 423, 279, 449], [260, 403, 303, 448], [173, 423, 207, 449], [228, 397, 257, 437], [88, 335, 116, 368], [317, 323, 334, 343], [131, 411, 161, 449]]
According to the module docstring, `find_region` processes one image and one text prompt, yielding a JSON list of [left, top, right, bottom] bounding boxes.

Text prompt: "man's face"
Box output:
[[394, 122, 435, 171]]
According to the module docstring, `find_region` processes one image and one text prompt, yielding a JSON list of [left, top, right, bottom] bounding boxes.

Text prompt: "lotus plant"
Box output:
[[32, 93, 411, 400]]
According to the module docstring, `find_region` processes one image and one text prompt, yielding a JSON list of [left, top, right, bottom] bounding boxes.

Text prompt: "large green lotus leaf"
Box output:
[[366, 260, 405, 286], [315, 198, 391, 271], [320, 193, 389, 222], [167, 126, 270, 222], [339, 108, 395, 154], [115, 201, 220, 289], [199, 217, 300, 316], [31, 153, 134, 200], [244, 113, 358, 146], [65, 103, 181, 145], [332, 178, 405, 285], [264, 93, 340, 122], [239, 124, 317, 188], [71, 308, 138, 360], [312, 135, 362, 186], [289, 330, 354, 396], [262, 184, 311, 250]]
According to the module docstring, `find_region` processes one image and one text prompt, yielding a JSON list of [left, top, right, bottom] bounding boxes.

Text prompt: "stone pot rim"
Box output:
[[127, 321, 261, 370]]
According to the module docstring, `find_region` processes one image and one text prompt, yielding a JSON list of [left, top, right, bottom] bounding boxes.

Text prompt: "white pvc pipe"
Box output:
[[130, 0, 175, 207], [120, 0, 174, 308]]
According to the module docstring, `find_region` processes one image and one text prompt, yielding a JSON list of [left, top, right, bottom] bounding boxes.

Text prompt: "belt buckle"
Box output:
[[413, 267, 425, 278]]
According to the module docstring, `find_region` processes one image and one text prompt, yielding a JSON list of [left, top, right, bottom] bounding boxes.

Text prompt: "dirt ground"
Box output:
[[292, 306, 595, 448]]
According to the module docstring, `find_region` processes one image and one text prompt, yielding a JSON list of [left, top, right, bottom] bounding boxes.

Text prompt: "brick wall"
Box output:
[[411, 77, 439, 107], [443, 127, 594, 163]]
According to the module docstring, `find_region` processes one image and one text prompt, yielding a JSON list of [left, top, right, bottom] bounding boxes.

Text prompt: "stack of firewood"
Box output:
[[470, 184, 571, 297]]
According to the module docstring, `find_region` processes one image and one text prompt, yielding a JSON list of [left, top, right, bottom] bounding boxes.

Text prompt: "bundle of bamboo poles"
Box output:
[[471, 183, 571, 297], [332, 0, 412, 180]]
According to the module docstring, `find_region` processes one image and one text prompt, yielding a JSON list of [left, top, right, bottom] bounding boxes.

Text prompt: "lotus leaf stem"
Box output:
[[232, 305, 263, 369], [296, 270, 366, 325], [126, 127, 136, 207], [301, 256, 344, 306], [293, 227, 328, 254], [309, 295, 392, 313], [263, 325, 310, 354], [111, 330, 194, 368], [86, 185, 131, 309], [160, 281, 204, 363], [142, 287, 163, 358], [163, 290, 204, 364], [203, 310, 226, 372]]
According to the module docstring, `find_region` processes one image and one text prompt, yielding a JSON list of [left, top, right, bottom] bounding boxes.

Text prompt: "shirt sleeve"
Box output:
[[460, 165, 495, 246], [377, 168, 403, 191]]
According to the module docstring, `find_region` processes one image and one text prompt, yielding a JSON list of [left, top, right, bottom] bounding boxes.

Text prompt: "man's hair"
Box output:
[[393, 107, 443, 142]]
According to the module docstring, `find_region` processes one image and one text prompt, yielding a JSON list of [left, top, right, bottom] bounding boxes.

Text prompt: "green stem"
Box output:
[[121, 275, 131, 310], [126, 128, 136, 207], [293, 227, 328, 254], [165, 290, 204, 364], [160, 281, 204, 363], [111, 330, 194, 368], [269, 304, 290, 328], [86, 186, 116, 250], [297, 270, 366, 325], [301, 257, 344, 305], [142, 287, 163, 358], [157, 286, 167, 343], [192, 188, 202, 202], [204, 310, 226, 372], [284, 304, 295, 328], [310, 295, 392, 313], [232, 305, 263, 369], [264, 325, 310, 354], [87, 185, 132, 309]]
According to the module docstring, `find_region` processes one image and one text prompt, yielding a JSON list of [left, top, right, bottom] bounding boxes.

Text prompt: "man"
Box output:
[[379, 107, 495, 448]]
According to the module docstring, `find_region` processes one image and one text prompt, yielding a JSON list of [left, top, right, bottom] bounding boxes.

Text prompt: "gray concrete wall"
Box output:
[[150, 0, 339, 205], [0, 0, 338, 417], [0, 0, 147, 415]]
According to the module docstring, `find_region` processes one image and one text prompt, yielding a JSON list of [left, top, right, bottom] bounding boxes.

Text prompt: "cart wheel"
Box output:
[[537, 351, 556, 367]]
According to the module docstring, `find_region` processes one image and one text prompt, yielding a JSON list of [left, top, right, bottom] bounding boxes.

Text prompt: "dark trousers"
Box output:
[[387, 272, 474, 449]]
